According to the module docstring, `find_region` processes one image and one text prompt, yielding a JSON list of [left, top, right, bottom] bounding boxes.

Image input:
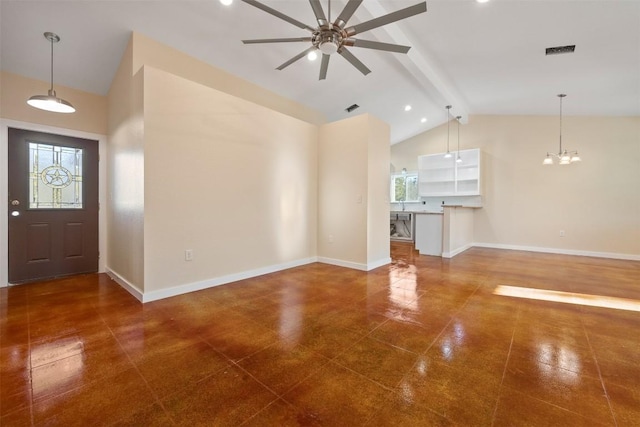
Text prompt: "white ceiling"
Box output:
[[1, 0, 639, 143]]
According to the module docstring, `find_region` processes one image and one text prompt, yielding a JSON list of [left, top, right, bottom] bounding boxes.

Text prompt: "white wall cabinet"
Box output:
[[418, 148, 481, 196]]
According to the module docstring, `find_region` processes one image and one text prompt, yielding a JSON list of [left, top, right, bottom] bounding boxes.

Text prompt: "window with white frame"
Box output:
[[390, 172, 419, 203]]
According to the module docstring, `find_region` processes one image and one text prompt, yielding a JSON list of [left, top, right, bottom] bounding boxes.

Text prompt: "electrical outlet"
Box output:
[[355, 194, 362, 204], [329, 235, 334, 244], [185, 249, 193, 261], [559, 230, 565, 237]]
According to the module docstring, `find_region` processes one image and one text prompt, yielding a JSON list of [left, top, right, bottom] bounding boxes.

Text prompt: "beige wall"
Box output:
[[318, 114, 391, 269], [392, 115, 640, 257], [143, 66, 318, 292], [131, 32, 326, 127], [367, 116, 392, 266], [0, 71, 107, 135], [106, 38, 146, 292], [104, 33, 327, 299]]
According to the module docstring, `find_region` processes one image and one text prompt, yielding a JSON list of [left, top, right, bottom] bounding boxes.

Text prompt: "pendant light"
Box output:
[[455, 115, 463, 163], [543, 94, 580, 165], [27, 32, 75, 114], [444, 105, 453, 158]]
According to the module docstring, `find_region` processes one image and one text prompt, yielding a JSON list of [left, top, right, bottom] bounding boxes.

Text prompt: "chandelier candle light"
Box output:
[[444, 105, 453, 159], [543, 94, 580, 165], [27, 32, 75, 114]]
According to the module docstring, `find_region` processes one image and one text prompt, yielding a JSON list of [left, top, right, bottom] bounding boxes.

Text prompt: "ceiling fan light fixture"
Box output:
[[319, 39, 339, 55], [240, 0, 427, 79], [307, 50, 318, 61], [27, 32, 75, 114]]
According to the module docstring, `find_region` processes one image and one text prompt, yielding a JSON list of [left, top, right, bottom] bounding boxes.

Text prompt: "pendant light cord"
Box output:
[[558, 94, 565, 154], [446, 105, 452, 153], [50, 35, 54, 93], [457, 116, 461, 152]]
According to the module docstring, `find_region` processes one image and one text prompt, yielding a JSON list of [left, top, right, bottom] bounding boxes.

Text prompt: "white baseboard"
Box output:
[[135, 257, 318, 303], [366, 257, 392, 271], [473, 243, 640, 261], [106, 268, 144, 302], [317, 257, 368, 271], [442, 244, 473, 259]]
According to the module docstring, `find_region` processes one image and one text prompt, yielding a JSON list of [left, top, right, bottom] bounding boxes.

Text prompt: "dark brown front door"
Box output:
[[8, 128, 99, 284]]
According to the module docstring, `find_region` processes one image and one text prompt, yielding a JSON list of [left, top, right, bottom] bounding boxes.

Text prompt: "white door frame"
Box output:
[[1, 119, 107, 287]]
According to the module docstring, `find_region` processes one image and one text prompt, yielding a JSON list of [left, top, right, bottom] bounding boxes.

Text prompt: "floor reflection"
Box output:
[[494, 285, 640, 312], [536, 342, 581, 385], [440, 321, 465, 361], [31, 337, 85, 396]]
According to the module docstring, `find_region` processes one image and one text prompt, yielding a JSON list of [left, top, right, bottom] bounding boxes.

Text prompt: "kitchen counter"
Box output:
[[391, 205, 479, 258], [391, 210, 443, 215]]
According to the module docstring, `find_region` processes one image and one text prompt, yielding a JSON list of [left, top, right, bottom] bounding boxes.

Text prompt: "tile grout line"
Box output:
[[383, 275, 487, 398], [580, 314, 618, 427], [26, 289, 35, 427], [490, 300, 520, 426], [99, 311, 178, 426]]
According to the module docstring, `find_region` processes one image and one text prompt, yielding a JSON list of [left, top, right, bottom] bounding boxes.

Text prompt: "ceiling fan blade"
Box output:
[[309, 0, 328, 26], [319, 54, 330, 80], [346, 39, 411, 54], [276, 46, 317, 70], [241, 0, 315, 32], [345, 2, 427, 37], [243, 37, 313, 44], [338, 47, 371, 76], [334, 0, 363, 29]]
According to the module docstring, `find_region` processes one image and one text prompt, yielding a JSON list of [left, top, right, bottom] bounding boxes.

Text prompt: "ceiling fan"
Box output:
[[240, 0, 427, 80]]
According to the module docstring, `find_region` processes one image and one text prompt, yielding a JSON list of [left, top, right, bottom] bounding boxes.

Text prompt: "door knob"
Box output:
[[11, 200, 20, 206]]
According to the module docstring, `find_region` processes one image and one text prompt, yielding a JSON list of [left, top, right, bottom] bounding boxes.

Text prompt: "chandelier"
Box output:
[[543, 94, 580, 165]]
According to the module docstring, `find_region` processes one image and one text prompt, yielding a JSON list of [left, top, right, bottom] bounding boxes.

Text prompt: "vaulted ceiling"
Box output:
[[2, 0, 639, 143]]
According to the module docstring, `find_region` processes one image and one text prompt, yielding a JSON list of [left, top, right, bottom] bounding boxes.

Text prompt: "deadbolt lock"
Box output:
[[10, 200, 20, 206]]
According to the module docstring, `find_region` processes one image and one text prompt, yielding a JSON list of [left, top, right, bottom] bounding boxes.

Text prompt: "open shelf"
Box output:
[[418, 148, 481, 196]]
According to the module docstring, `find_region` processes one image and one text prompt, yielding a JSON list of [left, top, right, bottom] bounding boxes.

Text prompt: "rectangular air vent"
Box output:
[[545, 45, 576, 55], [345, 104, 360, 113]]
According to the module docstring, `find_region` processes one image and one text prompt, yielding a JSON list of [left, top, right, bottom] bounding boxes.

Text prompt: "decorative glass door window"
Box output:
[[29, 142, 83, 209]]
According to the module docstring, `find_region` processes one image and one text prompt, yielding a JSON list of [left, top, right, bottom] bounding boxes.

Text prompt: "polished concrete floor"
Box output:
[[1, 243, 639, 426]]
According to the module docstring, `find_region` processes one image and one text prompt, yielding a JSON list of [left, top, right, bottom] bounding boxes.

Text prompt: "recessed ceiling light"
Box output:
[[220, 0, 233, 5], [307, 50, 318, 61], [421, 118, 427, 123], [404, 105, 412, 112], [476, 0, 489, 3]]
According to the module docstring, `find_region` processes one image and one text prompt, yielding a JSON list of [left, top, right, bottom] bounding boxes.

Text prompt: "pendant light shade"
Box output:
[[27, 32, 75, 114], [542, 94, 581, 165], [444, 105, 453, 158]]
